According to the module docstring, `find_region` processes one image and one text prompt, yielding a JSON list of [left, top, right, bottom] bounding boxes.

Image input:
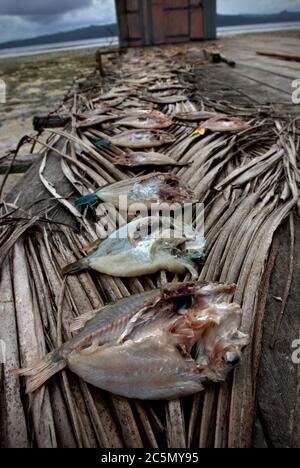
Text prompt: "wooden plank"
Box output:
[[234, 64, 294, 98], [254, 217, 300, 448], [239, 59, 300, 81], [164, 10, 189, 37], [257, 50, 300, 62], [0, 154, 41, 174]]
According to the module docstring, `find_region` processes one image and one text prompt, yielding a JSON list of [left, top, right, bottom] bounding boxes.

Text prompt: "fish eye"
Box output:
[[224, 351, 241, 366]]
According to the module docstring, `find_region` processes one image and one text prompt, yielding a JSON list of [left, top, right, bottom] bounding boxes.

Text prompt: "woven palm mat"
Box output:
[[0, 46, 299, 448]]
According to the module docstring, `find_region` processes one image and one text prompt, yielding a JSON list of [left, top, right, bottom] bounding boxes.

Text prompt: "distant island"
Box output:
[[217, 10, 300, 27], [0, 11, 300, 50], [0, 24, 118, 50]]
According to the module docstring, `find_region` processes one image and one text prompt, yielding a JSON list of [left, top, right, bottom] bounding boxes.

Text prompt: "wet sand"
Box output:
[[0, 47, 101, 154]]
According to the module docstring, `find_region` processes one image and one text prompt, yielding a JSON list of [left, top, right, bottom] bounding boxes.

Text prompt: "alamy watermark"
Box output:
[[292, 339, 300, 365], [292, 79, 300, 104], [0, 79, 6, 104], [96, 200, 205, 242], [0, 339, 6, 365]]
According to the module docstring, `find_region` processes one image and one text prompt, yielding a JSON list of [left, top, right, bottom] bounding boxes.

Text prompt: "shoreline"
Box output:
[[1, 21, 300, 59], [0, 37, 119, 60]]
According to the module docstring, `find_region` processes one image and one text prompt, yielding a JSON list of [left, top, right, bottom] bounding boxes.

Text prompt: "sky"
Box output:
[[0, 0, 300, 43]]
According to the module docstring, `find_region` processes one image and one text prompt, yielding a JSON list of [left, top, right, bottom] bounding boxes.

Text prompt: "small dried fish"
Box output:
[[113, 150, 188, 168], [142, 95, 188, 105], [14, 282, 249, 400], [78, 105, 110, 116], [95, 129, 175, 149], [62, 216, 205, 278], [201, 116, 251, 133], [108, 111, 173, 130], [93, 97, 125, 108], [148, 84, 184, 92], [175, 111, 220, 122], [75, 173, 196, 207], [95, 88, 131, 101], [76, 114, 121, 128], [124, 77, 153, 86]]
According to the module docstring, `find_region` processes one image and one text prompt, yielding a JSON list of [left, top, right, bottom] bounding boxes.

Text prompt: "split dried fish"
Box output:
[[201, 116, 251, 133], [108, 111, 173, 130], [113, 151, 188, 168], [75, 173, 196, 207], [148, 84, 184, 92], [94, 97, 125, 108], [142, 95, 188, 105], [124, 77, 153, 86], [14, 282, 249, 400], [62, 216, 205, 278], [175, 111, 220, 122], [95, 129, 175, 149], [76, 114, 121, 128]]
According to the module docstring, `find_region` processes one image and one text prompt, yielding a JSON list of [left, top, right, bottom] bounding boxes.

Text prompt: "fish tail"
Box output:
[[95, 138, 111, 147], [75, 193, 98, 207], [62, 258, 88, 276], [12, 350, 66, 394]]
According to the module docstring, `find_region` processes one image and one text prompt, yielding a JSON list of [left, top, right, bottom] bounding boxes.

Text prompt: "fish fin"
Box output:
[[179, 257, 199, 280], [95, 138, 111, 147], [75, 193, 98, 207], [62, 258, 88, 276], [69, 309, 101, 333], [12, 350, 66, 394], [83, 239, 102, 254]]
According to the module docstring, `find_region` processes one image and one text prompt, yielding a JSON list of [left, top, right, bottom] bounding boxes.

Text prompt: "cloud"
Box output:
[[0, 0, 116, 42], [0, 0, 94, 18]]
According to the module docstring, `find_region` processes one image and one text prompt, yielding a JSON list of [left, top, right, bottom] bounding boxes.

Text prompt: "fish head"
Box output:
[[163, 282, 249, 379], [192, 303, 249, 380]]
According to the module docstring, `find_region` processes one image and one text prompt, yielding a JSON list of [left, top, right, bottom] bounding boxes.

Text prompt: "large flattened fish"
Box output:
[[201, 116, 251, 133], [15, 282, 249, 400], [75, 173, 196, 208], [109, 110, 173, 130], [62, 216, 205, 278], [96, 129, 175, 149], [174, 111, 220, 122]]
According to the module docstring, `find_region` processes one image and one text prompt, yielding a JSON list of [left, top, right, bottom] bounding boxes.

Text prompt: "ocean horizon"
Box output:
[[0, 21, 300, 59]]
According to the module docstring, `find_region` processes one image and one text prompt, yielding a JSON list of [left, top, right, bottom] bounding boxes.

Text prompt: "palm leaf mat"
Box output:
[[0, 46, 299, 448]]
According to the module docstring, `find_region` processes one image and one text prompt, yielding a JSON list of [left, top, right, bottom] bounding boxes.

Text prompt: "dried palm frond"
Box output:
[[0, 46, 299, 449]]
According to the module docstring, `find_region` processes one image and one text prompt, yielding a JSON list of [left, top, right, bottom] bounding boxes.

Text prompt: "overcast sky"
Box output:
[[0, 0, 300, 43]]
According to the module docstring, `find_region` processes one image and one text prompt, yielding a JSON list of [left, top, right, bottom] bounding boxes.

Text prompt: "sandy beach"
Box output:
[[0, 46, 102, 155]]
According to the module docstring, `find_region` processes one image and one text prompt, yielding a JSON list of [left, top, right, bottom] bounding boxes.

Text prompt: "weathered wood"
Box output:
[[5, 138, 76, 229], [95, 47, 123, 76], [254, 217, 300, 448], [257, 50, 300, 62], [33, 114, 71, 132], [0, 154, 41, 174]]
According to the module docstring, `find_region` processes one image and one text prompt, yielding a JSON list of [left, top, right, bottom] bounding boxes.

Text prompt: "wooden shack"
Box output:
[[115, 0, 216, 47]]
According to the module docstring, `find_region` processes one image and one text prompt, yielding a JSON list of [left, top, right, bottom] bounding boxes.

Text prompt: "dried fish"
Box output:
[[113, 151, 188, 168], [76, 114, 121, 129], [14, 282, 248, 400], [201, 116, 251, 133], [142, 95, 188, 105], [62, 216, 205, 278], [148, 84, 184, 92], [75, 173, 196, 207], [94, 97, 125, 108], [95, 129, 175, 149], [108, 111, 173, 130], [175, 111, 220, 122]]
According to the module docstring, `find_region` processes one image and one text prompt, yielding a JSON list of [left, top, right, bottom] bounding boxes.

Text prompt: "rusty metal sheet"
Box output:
[[115, 0, 215, 47]]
